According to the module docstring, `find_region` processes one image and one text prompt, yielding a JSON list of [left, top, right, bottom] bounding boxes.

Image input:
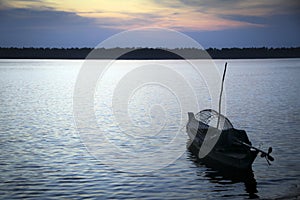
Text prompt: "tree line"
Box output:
[[0, 47, 299, 59]]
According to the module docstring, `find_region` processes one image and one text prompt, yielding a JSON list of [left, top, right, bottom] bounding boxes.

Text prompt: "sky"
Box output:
[[0, 0, 299, 48]]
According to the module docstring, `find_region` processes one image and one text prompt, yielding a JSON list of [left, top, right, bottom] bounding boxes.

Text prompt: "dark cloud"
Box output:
[[219, 15, 267, 25], [1, 0, 57, 10], [0, 8, 94, 29], [220, 11, 300, 28], [185, 13, 300, 48], [0, 7, 167, 47], [149, 0, 300, 47], [115, 13, 164, 27], [159, 0, 237, 10], [0, 8, 118, 47], [178, 0, 300, 13], [93, 12, 164, 29], [158, 0, 300, 20]]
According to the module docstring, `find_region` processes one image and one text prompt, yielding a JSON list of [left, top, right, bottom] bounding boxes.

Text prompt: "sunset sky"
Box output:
[[0, 0, 299, 48]]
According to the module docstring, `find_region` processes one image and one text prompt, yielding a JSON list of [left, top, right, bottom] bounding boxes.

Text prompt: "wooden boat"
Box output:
[[186, 109, 259, 169], [186, 63, 273, 170]]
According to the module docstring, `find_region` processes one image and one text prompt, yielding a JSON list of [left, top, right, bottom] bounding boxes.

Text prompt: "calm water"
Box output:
[[0, 59, 299, 199]]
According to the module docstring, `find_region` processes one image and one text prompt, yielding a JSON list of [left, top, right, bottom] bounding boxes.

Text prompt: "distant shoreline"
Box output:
[[0, 47, 300, 59]]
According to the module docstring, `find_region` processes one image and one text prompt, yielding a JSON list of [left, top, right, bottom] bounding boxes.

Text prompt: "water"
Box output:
[[0, 59, 299, 199]]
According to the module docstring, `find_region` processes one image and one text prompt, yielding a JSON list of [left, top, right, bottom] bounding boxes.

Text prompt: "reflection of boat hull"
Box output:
[[188, 149, 258, 198], [186, 112, 258, 170]]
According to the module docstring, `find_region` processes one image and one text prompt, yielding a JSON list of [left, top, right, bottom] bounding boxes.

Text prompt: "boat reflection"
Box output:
[[187, 146, 259, 199]]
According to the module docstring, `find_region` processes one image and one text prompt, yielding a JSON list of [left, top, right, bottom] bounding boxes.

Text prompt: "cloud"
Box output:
[[0, 8, 118, 47], [79, 9, 262, 31], [1, 0, 56, 10], [1, 0, 280, 31], [150, 0, 300, 29], [177, 0, 300, 15], [0, 8, 92, 29], [185, 12, 300, 48], [0, 0, 299, 47]]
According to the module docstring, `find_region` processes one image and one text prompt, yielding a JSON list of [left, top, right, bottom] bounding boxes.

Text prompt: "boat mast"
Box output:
[[217, 62, 227, 129]]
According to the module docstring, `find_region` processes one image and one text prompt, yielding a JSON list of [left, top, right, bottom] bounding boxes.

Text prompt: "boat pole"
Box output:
[[217, 62, 227, 129]]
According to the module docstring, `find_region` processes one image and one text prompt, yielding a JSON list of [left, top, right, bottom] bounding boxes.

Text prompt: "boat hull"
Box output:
[[188, 139, 258, 170], [186, 112, 258, 170]]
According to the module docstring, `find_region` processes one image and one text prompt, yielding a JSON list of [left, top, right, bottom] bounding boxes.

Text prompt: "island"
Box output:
[[0, 47, 299, 59]]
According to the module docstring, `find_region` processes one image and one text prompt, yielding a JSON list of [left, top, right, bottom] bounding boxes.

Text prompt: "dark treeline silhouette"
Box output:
[[0, 47, 300, 59]]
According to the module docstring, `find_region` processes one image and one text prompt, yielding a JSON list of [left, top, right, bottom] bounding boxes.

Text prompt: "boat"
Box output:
[[186, 63, 273, 170], [187, 109, 259, 169]]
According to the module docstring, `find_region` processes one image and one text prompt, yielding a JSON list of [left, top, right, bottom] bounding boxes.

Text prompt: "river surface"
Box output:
[[0, 59, 299, 199]]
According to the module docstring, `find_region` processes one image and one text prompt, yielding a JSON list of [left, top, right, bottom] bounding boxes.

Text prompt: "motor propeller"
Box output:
[[235, 139, 274, 165], [268, 147, 272, 154], [260, 147, 274, 164]]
